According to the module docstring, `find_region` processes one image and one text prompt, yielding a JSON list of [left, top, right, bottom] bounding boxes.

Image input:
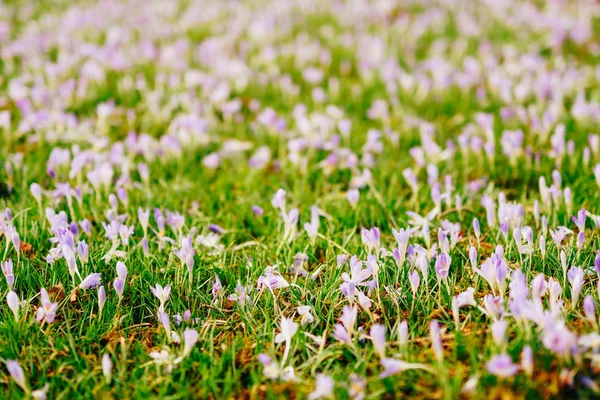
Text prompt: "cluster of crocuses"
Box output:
[[1, 0, 600, 397]]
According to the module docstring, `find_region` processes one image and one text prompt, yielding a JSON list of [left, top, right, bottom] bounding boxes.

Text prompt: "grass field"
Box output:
[[1, 0, 600, 398]]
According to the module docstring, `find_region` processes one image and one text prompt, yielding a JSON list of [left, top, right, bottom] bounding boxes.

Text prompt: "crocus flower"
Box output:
[[227, 282, 252, 306], [491, 320, 508, 347], [275, 317, 298, 364], [391, 228, 411, 267], [347, 374, 366, 400], [275, 317, 298, 344], [409, 270, 420, 296], [79, 273, 102, 289], [150, 283, 171, 312], [430, 320, 444, 364], [102, 354, 112, 384], [7, 291, 19, 320], [157, 311, 171, 337], [2, 259, 14, 289], [308, 374, 334, 400], [252, 205, 264, 216], [347, 189, 359, 207], [434, 252, 451, 280], [584, 295, 596, 324], [486, 354, 519, 378], [370, 324, 386, 359], [98, 286, 106, 314], [397, 321, 409, 348], [452, 287, 476, 328], [173, 235, 195, 284], [6, 360, 27, 392], [333, 306, 357, 346], [473, 218, 480, 240], [521, 346, 533, 377], [567, 266, 584, 308], [304, 205, 320, 240], [36, 288, 58, 324], [212, 274, 223, 298], [298, 306, 314, 325], [572, 209, 586, 230], [379, 358, 431, 378], [181, 328, 199, 357], [361, 227, 380, 252]]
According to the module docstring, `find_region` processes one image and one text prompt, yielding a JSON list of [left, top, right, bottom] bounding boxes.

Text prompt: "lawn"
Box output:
[[1, 0, 600, 398]]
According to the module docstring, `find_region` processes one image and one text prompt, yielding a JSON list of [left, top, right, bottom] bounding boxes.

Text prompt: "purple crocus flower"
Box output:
[[567, 266, 584, 308], [360, 227, 380, 252], [434, 252, 451, 280], [572, 209, 586, 230], [486, 354, 519, 378], [521, 346, 533, 377], [5, 360, 27, 392], [584, 295, 596, 324], [36, 288, 58, 324], [379, 358, 431, 379], [308, 374, 334, 400], [252, 205, 264, 216], [2, 260, 14, 289], [409, 270, 420, 296], [370, 324, 386, 359], [79, 273, 102, 289]]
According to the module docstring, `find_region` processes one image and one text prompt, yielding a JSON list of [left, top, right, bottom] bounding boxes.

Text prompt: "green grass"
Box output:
[[0, 0, 599, 399]]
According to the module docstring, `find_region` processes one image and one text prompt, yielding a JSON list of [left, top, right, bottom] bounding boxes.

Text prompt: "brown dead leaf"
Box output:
[[48, 284, 65, 301], [19, 242, 35, 258]]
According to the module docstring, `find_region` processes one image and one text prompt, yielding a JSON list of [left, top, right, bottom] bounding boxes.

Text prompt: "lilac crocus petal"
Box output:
[[298, 306, 314, 326], [468, 246, 478, 270], [6, 360, 28, 392], [430, 320, 443, 363], [157, 311, 171, 334], [486, 354, 519, 378], [361, 227, 380, 252], [252, 205, 264, 216], [30, 183, 43, 201], [521, 346, 533, 377], [491, 320, 507, 347], [584, 295, 596, 323], [370, 324, 386, 359], [2, 260, 14, 289], [77, 241, 89, 264], [379, 358, 431, 379], [308, 374, 334, 400], [114, 278, 125, 299], [98, 286, 106, 313], [346, 189, 359, 207], [275, 317, 298, 344], [398, 321, 409, 347], [79, 273, 102, 289], [434, 252, 451, 280], [409, 270, 420, 295], [116, 261, 128, 281], [182, 328, 199, 357], [473, 218, 480, 239], [209, 224, 225, 234], [7, 291, 19, 320], [102, 354, 112, 384], [567, 266, 584, 308]]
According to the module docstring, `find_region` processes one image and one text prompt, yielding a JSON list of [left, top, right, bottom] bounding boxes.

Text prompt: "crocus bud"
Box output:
[[30, 183, 42, 202], [521, 345, 533, 377], [7, 291, 19, 320], [584, 295, 596, 324], [98, 286, 106, 315], [102, 354, 112, 384]]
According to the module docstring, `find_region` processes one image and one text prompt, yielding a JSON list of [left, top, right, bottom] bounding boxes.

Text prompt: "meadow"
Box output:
[[0, 0, 600, 398]]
